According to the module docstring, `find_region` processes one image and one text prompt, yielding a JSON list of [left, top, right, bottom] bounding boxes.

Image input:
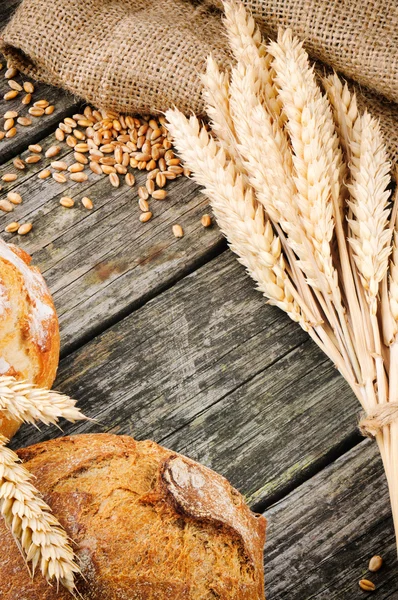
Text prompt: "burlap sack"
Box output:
[[0, 0, 228, 115], [1, 0, 398, 167]]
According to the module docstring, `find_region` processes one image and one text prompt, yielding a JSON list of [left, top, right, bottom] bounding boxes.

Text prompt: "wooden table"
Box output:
[[0, 51, 397, 600]]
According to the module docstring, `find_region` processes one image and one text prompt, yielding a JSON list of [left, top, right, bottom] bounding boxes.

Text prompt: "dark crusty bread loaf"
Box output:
[[0, 434, 266, 599]]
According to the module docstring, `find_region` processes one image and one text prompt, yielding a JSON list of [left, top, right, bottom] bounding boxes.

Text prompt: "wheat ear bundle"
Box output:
[[0, 376, 87, 594], [166, 0, 398, 552]]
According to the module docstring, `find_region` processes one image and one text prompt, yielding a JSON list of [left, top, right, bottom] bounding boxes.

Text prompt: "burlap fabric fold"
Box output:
[[1, 0, 398, 166]]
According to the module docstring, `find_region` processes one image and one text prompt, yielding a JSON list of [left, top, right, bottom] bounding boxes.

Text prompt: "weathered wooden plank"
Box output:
[[264, 440, 397, 599], [0, 131, 224, 352], [12, 251, 361, 509], [0, 57, 79, 163]]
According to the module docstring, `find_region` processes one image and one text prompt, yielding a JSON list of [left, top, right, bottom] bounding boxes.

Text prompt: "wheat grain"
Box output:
[[139, 211, 152, 223], [201, 214, 212, 227], [60, 197, 75, 208], [17, 223, 32, 235], [172, 224, 184, 238], [5, 222, 19, 233]]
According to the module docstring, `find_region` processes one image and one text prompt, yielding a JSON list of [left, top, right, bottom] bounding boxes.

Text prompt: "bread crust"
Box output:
[[0, 240, 59, 439], [0, 434, 266, 599]]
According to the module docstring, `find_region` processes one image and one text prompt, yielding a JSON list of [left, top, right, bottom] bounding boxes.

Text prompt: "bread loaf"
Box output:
[[0, 434, 266, 599], [0, 239, 59, 439]]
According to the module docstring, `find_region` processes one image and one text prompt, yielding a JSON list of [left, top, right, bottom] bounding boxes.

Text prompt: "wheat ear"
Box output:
[[202, 55, 243, 170], [347, 112, 392, 311], [222, 0, 284, 125], [166, 110, 361, 387], [323, 73, 358, 165], [390, 230, 398, 343], [268, 29, 361, 380], [228, 61, 315, 277], [0, 435, 79, 593], [0, 376, 87, 428], [165, 110, 304, 324]]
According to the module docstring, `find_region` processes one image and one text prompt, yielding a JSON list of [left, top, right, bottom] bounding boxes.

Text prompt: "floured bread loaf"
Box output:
[[0, 434, 266, 599], [0, 239, 59, 438]]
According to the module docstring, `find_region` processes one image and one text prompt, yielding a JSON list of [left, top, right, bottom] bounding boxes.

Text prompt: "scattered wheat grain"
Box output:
[[140, 211, 152, 222], [13, 158, 25, 170], [7, 192, 22, 205], [172, 224, 184, 238], [4, 67, 17, 78], [17, 117, 32, 126], [60, 197, 74, 208], [0, 200, 14, 212], [4, 90, 18, 101], [25, 154, 41, 164], [7, 80, 22, 92], [55, 128, 65, 142], [45, 145, 61, 158], [18, 223, 32, 235], [81, 197, 93, 210], [359, 580, 375, 592], [201, 214, 212, 227], [4, 118, 14, 131], [28, 144, 42, 153], [2, 174, 17, 182], [28, 107, 44, 117], [52, 172, 67, 183], [70, 172, 88, 182], [23, 81, 34, 94], [5, 222, 19, 233]]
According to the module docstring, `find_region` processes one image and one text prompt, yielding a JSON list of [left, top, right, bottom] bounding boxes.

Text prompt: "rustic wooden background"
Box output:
[[1, 1, 398, 597]]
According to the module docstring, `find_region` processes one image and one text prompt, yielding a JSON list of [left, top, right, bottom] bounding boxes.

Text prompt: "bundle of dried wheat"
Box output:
[[166, 0, 398, 552], [0, 376, 86, 594]]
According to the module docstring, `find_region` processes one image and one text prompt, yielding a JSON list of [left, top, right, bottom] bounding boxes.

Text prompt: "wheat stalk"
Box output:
[[0, 376, 87, 428], [0, 376, 88, 594], [166, 110, 361, 386], [347, 112, 392, 311], [168, 0, 398, 556], [268, 29, 362, 381], [166, 110, 303, 324], [202, 55, 241, 167], [323, 73, 358, 165], [222, 0, 284, 125], [0, 434, 79, 593]]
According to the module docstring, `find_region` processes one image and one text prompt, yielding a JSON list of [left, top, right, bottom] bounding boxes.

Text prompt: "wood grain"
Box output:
[[12, 251, 361, 509], [265, 440, 396, 599]]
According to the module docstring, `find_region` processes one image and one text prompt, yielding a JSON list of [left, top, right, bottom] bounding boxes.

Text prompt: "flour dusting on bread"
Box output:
[[0, 240, 54, 347], [0, 238, 59, 439], [0, 283, 10, 317]]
